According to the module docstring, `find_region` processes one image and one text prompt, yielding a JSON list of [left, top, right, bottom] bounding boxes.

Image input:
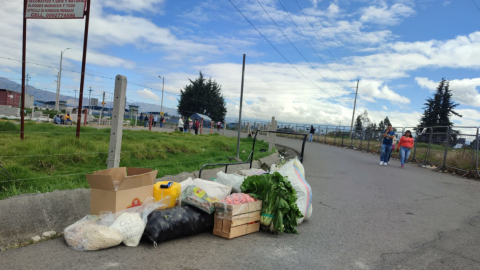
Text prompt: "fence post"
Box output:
[[107, 75, 127, 169], [411, 128, 419, 163], [475, 128, 479, 179], [149, 115, 152, 131], [441, 127, 450, 171], [223, 121, 226, 136], [333, 127, 337, 145], [200, 118, 203, 134], [83, 108, 88, 126], [324, 126, 328, 144]]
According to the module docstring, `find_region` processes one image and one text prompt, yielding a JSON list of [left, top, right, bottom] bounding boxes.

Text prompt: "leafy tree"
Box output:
[[418, 78, 462, 140], [177, 72, 227, 122]]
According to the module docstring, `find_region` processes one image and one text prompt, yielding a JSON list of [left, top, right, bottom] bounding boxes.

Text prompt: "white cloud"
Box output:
[[360, 3, 416, 25], [443, 1, 451, 6], [137, 89, 160, 101], [382, 106, 387, 110], [102, 0, 165, 13], [415, 77, 480, 107]]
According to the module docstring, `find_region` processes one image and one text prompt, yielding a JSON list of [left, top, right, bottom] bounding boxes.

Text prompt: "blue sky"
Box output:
[[1, 0, 480, 127]]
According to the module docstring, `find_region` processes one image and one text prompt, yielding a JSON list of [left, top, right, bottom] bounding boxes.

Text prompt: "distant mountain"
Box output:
[[0, 77, 179, 115]]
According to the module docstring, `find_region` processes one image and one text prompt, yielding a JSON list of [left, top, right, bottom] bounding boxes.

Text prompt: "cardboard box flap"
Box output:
[[118, 170, 157, 191], [93, 167, 127, 182], [127, 167, 152, 176], [86, 174, 115, 191]]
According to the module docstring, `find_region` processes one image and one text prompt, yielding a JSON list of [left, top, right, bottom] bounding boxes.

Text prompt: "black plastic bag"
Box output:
[[143, 205, 214, 244]]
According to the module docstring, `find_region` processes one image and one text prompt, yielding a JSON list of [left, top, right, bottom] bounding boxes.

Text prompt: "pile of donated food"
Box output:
[[64, 158, 313, 251]]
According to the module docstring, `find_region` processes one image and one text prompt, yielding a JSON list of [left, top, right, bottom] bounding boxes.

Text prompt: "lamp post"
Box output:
[[158, 76, 164, 115], [55, 48, 70, 111]]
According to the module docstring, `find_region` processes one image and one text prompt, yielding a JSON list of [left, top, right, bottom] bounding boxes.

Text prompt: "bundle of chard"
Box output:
[[240, 172, 303, 234]]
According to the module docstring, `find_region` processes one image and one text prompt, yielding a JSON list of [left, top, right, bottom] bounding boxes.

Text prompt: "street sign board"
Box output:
[[25, 0, 86, 19], [160, 112, 164, 116], [102, 101, 106, 106]]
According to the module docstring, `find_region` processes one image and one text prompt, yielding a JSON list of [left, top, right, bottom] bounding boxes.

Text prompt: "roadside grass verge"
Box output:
[[0, 121, 271, 200]]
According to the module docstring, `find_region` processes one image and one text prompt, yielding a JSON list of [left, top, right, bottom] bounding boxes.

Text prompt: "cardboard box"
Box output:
[[86, 167, 157, 215], [213, 200, 262, 239]]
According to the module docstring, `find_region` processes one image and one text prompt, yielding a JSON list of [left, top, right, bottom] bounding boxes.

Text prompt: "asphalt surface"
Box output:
[[2, 132, 480, 270]]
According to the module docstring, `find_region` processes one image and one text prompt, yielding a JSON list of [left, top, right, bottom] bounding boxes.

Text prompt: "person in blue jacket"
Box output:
[[380, 125, 395, 166]]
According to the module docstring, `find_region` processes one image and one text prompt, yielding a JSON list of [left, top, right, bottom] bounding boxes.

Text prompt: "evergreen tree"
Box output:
[[354, 115, 363, 136], [378, 120, 385, 132], [177, 72, 227, 122], [418, 78, 461, 136]]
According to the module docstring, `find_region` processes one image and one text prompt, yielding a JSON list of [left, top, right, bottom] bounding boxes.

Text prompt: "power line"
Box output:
[[471, 0, 480, 13], [293, 0, 356, 80], [276, 0, 353, 88], [227, 0, 334, 98], [256, 0, 347, 94]]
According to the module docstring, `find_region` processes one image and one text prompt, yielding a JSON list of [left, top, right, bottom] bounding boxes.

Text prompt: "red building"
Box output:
[[0, 89, 21, 108]]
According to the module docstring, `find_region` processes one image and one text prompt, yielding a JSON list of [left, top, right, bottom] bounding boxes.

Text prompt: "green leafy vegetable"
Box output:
[[241, 172, 303, 234]]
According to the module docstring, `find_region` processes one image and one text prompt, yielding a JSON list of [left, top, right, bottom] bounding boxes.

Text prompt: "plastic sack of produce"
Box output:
[[276, 158, 313, 224], [180, 178, 232, 199], [215, 172, 246, 193], [143, 205, 214, 244], [64, 213, 122, 251], [181, 185, 219, 214], [110, 196, 170, 247]]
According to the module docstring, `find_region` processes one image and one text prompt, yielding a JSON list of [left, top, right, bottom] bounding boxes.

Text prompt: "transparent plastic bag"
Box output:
[[181, 186, 219, 214], [64, 213, 122, 251]]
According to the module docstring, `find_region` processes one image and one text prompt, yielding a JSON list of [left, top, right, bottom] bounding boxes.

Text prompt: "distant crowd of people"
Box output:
[[53, 114, 72, 125], [139, 113, 165, 128]]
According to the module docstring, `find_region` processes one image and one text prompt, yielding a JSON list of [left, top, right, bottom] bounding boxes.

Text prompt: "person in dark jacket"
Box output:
[[309, 125, 315, 142], [160, 116, 164, 128], [193, 119, 200, 135]]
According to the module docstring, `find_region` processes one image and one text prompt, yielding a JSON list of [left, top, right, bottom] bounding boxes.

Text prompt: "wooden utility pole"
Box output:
[[237, 54, 246, 158], [349, 79, 360, 139]]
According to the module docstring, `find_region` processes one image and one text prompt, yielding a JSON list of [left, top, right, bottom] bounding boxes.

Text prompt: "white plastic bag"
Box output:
[[215, 172, 245, 193], [276, 158, 313, 224], [64, 213, 122, 251], [110, 196, 170, 247], [179, 177, 194, 193]]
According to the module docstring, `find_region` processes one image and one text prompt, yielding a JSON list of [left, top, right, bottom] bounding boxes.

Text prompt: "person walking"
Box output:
[[386, 136, 397, 165], [160, 116, 164, 128], [153, 115, 158, 127], [308, 125, 315, 142], [193, 119, 200, 135], [396, 130, 414, 168], [217, 121, 222, 132], [144, 114, 150, 127], [139, 113, 144, 123], [178, 117, 184, 132], [380, 125, 396, 166]]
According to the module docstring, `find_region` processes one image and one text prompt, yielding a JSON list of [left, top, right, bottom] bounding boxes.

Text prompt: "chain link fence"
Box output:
[[238, 120, 479, 179]]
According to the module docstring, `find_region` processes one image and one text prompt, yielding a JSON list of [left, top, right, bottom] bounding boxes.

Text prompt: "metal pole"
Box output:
[[100, 91, 105, 124], [475, 128, 479, 178], [442, 127, 450, 169], [21, 0, 27, 140], [237, 54, 246, 158], [161, 77, 164, 114], [76, 0, 91, 138], [349, 79, 359, 139]]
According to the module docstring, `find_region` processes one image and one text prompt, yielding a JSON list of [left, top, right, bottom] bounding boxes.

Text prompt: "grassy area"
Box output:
[[0, 121, 272, 200]]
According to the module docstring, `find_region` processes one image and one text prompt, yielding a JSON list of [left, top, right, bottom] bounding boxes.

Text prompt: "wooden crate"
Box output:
[[213, 200, 262, 239]]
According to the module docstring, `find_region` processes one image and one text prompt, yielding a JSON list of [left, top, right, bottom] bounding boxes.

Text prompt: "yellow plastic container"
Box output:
[[153, 181, 181, 208]]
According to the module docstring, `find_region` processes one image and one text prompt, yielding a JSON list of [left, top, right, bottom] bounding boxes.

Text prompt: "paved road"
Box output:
[[2, 133, 480, 270]]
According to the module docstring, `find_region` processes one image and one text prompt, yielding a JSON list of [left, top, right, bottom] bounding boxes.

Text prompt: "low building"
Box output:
[[43, 101, 67, 111], [0, 89, 34, 108]]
